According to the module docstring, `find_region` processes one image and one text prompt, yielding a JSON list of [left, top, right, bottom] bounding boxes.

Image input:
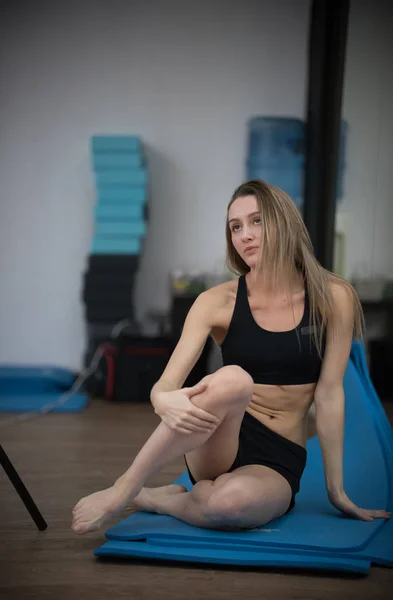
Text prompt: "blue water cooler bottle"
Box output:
[[246, 117, 305, 209], [246, 117, 347, 209]]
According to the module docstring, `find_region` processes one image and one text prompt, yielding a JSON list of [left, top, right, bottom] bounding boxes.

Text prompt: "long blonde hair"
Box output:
[[225, 180, 364, 355]]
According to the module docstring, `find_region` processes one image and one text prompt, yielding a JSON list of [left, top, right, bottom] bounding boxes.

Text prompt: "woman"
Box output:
[[72, 180, 390, 534]]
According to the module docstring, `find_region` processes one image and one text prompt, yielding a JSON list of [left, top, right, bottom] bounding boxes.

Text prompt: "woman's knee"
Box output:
[[190, 366, 253, 419], [211, 365, 254, 399], [204, 480, 256, 526]]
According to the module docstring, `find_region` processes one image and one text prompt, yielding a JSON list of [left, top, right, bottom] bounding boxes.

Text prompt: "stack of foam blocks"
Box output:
[[82, 135, 148, 366]]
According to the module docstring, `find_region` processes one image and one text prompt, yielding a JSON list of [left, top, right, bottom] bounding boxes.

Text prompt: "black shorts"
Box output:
[[185, 410, 307, 514]]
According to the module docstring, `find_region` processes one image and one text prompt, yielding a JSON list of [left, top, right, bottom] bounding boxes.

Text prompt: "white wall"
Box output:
[[339, 0, 393, 282], [0, 0, 310, 370]]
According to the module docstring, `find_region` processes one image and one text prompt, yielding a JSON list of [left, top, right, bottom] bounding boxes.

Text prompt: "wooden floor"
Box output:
[[1, 398, 392, 600]]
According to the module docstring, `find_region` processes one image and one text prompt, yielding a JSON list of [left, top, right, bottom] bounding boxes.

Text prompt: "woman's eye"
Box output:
[[253, 217, 261, 225], [232, 224, 240, 232]]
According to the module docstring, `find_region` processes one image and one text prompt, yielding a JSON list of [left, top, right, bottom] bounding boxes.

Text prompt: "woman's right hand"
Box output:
[[153, 380, 220, 434]]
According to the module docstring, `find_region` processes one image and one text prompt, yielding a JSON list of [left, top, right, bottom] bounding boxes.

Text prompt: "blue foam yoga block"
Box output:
[[95, 221, 146, 237], [96, 343, 393, 572], [94, 204, 145, 221], [96, 187, 147, 204], [91, 136, 141, 153], [95, 169, 148, 188], [92, 153, 144, 171], [91, 238, 142, 254]]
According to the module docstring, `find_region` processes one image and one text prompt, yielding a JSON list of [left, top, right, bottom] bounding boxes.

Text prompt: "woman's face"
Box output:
[[228, 195, 261, 267]]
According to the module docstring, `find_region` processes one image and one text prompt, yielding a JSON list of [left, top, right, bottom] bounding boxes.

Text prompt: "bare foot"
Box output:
[[71, 483, 187, 535], [72, 486, 129, 535], [128, 483, 187, 514]]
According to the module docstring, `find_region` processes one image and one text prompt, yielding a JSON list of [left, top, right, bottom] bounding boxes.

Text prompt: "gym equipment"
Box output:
[[84, 135, 150, 377], [94, 336, 171, 403], [94, 343, 393, 573]]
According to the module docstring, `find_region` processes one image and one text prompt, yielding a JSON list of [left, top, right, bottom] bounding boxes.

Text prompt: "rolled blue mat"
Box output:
[[91, 135, 141, 153], [95, 221, 146, 237], [95, 343, 393, 573], [95, 169, 148, 188]]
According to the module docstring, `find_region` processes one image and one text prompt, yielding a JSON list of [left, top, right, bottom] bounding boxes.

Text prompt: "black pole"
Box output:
[[303, 0, 350, 270], [0, 444, 47, 531]]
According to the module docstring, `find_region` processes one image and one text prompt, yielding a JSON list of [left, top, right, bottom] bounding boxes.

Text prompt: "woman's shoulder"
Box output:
[[203, 278, 239, 306], [326, 275, 359, 323], [192, 279, 239, 319], [328, 275, 357, 302]]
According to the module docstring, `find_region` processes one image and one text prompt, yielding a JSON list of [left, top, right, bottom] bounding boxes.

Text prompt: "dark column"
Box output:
[[303, 0, 350, 270]]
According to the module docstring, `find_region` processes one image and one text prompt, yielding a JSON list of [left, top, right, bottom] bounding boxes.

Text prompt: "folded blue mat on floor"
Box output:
[[0, 366, 76, 393], [0, 392, 88, 413], [0, 366, 88, 413], [95, 343, 393, 573]]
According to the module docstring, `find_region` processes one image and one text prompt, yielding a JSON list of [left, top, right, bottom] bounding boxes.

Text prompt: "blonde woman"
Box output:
[[72, 180, 390, 534]]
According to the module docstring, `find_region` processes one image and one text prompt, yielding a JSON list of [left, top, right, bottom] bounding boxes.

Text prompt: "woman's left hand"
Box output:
[[328, 490, 391, 521]]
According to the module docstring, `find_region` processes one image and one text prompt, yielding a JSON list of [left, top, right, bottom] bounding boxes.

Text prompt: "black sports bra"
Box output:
[[220, 275, 326, 385]]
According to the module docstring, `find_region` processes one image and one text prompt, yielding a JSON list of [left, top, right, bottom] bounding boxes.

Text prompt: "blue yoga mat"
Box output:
[[95, 343, 393, 572], [95, 540, 370, 574]]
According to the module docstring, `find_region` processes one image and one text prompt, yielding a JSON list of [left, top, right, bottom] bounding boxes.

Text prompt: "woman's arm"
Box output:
[[150, 289, 216, 404], [313, 283, 351, 496], [314, 283, 390, 521]]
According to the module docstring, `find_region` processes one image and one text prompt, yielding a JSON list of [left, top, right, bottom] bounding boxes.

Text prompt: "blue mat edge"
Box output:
[[93, 540, 370, 574]]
